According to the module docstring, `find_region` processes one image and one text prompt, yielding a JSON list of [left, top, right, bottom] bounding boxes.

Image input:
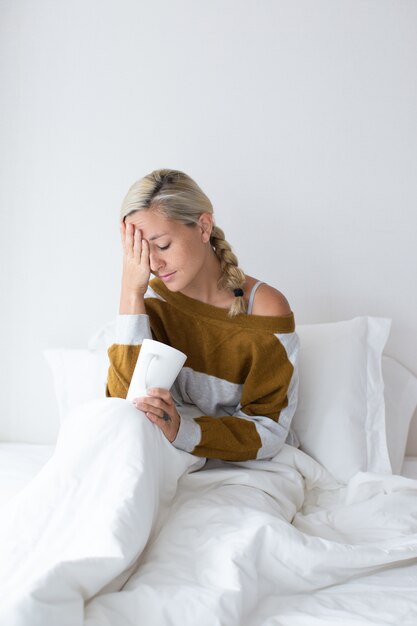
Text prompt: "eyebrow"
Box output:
[[149, 233, 168, 241]]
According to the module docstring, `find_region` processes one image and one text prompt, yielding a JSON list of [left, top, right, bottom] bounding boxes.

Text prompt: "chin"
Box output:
[[164, 282, 182, 292]]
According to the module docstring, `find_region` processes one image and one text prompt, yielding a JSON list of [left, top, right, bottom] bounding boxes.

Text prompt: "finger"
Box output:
[[145, 397, 166, 412], [140, 237, 150, 268], [141, 401, 173, 425], [146, 407, 171, 420], [133, 227, 142, 260], [146, 411, 172, 427], [144, 409, 160, 422], [134, 398, 167, 414], [145, 411, 159, 423], [125, 222, 134, 256], [141, 397, 170, 414], [147, 388, 172, 403]]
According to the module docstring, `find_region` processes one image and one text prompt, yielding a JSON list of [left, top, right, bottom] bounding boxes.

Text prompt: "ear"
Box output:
[[198, 213, 213, 243]]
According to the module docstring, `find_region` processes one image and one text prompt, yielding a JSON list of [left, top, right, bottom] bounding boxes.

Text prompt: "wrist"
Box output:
[[119, 290, 146, 314]]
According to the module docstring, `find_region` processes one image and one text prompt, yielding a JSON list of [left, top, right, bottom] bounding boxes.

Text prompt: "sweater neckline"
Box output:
[[149, 278, 295, 333]]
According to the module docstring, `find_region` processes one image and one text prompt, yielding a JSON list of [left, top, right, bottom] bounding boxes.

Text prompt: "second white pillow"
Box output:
[[292, 316, 392, 483]]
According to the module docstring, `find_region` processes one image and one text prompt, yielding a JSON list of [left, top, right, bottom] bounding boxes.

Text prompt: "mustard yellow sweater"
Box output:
[[106, 279, 299, 462]]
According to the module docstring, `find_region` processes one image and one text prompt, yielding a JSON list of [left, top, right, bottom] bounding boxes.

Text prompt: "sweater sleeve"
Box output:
[[171, 331, 300, 462], [105, 314, 153, 399]]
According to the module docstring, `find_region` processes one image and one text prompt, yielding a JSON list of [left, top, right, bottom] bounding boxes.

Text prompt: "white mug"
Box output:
[[126, 339, 187, 401]]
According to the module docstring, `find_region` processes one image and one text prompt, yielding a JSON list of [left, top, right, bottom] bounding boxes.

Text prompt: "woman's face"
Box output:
[[124, 209, 213, 292]]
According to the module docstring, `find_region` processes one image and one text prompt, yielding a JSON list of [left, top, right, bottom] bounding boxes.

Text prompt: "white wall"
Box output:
[[1, 0, 417, 450]]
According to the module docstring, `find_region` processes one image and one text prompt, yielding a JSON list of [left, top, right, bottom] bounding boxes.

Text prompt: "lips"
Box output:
[[159, 271, 176, 282]]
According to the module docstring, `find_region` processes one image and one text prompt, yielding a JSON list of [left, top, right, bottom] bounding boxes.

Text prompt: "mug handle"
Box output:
[[144, 354, 158, 392]]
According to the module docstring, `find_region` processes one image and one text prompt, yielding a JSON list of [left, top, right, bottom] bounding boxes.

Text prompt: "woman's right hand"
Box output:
[[120, 222, 151, 296]]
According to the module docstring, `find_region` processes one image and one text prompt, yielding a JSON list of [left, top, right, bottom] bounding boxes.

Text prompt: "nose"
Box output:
[[149, 249, 165, 274]]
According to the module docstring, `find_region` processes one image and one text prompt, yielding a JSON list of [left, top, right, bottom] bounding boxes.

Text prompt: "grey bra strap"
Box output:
[[247, 280, 264, 314]]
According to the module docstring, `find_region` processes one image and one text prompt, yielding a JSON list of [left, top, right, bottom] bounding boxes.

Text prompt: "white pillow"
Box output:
[[292, 317, 392, 483], [43, 349, 110, 421], [382, 355, 417, 475]]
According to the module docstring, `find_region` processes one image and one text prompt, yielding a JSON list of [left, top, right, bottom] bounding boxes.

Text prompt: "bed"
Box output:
[[1, 315, 417, 626]]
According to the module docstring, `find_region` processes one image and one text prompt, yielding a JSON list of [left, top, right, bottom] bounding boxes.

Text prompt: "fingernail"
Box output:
[[147, 389, 154, 395]]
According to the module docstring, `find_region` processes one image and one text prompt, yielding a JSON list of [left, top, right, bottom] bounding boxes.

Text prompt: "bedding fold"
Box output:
[[85, 447, 417, 626], [0, 397, 201, 626], [1, 408, 417, 626]]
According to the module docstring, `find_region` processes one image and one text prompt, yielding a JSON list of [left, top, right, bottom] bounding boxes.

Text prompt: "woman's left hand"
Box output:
[[133, 388, 180, 442]]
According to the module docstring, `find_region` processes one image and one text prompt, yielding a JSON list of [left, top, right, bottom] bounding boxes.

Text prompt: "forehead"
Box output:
[[125, 209, 168, 227], [124, 210, 177, 237]]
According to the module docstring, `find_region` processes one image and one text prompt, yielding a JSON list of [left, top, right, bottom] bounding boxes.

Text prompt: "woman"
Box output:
[[106, 168, 299, 462]]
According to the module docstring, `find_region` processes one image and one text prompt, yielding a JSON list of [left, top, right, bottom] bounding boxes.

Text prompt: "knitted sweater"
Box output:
[[106, 278, 300, 462]]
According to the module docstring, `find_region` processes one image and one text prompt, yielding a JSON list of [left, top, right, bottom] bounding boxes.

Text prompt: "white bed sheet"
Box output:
[[1, 406, 417, 626]]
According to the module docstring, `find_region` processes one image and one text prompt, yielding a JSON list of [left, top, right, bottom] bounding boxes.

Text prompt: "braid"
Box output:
[[210, 225, 247, 316]]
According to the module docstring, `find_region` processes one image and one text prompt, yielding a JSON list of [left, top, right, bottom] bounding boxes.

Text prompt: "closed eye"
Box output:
[[158, 244, 170, 251]]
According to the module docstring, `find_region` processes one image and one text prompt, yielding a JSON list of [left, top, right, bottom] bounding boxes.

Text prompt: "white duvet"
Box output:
[[1, 398, 417, 626]]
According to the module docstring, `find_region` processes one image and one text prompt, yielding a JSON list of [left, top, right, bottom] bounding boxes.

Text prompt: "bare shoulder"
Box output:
[[247, 278, 292, 317]]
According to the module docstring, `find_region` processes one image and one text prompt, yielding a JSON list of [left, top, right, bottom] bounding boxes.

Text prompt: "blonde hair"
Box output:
[[120, 168, 247, 316]]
